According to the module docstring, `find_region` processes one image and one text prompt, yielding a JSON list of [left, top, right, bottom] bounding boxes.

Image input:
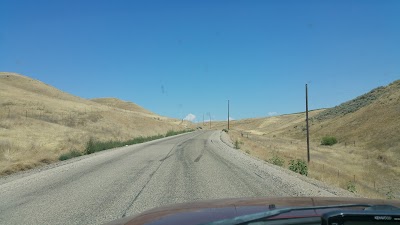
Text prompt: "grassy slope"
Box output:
[[91, 98, 155, 115], [312, 81, 400, 151], [0, 72, 190, 175], [212, 80, 400, 198]]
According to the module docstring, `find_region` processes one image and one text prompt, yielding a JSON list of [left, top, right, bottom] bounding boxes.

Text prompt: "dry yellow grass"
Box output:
[[212, 80, 400, 199], [0, 72, 192, 175], [91, 97, 155, 115]]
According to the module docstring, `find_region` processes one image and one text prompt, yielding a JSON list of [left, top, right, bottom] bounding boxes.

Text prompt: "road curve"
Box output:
[[0, 130, 349, 225]]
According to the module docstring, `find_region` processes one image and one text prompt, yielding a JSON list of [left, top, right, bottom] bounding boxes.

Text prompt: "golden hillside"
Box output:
[[0, 72, 189, 175], [307, 80, 400, 152], [91, 98, 155, 115], [212, 80, 400, 198]]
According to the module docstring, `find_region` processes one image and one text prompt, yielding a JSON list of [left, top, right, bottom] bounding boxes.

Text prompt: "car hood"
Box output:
[[105, 197, 400, 225]]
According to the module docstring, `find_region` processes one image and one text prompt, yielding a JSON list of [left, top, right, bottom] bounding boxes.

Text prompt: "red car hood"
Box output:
[[105, 197, 400, 225]]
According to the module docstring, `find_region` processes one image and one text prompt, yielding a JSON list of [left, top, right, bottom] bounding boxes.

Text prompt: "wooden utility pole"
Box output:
[[209, 113, 211, 129], [228, 100, 230, 130], [306, 84, 310, 162], [203, 114, 205, 126]]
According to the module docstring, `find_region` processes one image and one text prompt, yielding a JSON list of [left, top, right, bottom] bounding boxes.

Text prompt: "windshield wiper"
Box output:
[[201, 204, 373, 225]]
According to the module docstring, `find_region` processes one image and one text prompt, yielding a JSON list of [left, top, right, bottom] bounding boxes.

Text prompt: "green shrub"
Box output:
[[166, 130, 177, 137], [235, 140, 240, 149], [386, 188, 395, 199], [124, 134, 164, 145], [321, 136, 337, 146], [347, 181, 356, 193], [59, 149, 82, 161], [288, 159, 308, 176], [85, 137, 96, 155], [165, 129, 193, 137], [269, 155, 285, 167], [84, 130, 193, 155], [222, 129, 228, 133], [59, 131, 194, 162]]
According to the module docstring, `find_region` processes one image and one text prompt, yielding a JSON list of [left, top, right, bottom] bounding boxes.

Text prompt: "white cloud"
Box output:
[[183, 113, 196, 122], [267, 112, 278, 116], [228, 116, 235, 121]]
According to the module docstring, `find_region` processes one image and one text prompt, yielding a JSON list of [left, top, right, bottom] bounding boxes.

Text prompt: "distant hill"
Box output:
[[0, 72, 189, 175], [212, 110, 324, 136]]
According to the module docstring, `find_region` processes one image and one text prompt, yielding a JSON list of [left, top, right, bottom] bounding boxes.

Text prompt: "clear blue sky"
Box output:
[[1, 0, 399, 121]]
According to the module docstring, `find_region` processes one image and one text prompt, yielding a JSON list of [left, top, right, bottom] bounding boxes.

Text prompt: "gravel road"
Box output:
[[0, 130, 353, 225]]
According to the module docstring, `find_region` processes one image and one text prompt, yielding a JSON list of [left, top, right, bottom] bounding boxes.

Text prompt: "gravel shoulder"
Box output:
[[219, 130, 356, 197]]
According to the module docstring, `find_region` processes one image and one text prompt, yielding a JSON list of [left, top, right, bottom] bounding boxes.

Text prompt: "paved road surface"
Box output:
[[0, 130, 344, 225]]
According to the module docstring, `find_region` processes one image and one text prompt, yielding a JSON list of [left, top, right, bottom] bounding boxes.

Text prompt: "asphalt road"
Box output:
[[0, 130, 343, 225]]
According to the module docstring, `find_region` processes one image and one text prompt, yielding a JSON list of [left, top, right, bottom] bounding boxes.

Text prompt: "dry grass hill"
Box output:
[[0, 72, 192, 175], [212, 80, 400, 199], [91, 98, 155, 115]]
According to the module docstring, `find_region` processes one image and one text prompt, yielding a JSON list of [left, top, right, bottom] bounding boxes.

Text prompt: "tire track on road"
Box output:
[[121, 131, 205, 217]]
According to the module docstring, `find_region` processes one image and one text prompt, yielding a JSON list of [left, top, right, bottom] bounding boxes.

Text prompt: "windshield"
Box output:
[[0, 1, 399, 225]]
